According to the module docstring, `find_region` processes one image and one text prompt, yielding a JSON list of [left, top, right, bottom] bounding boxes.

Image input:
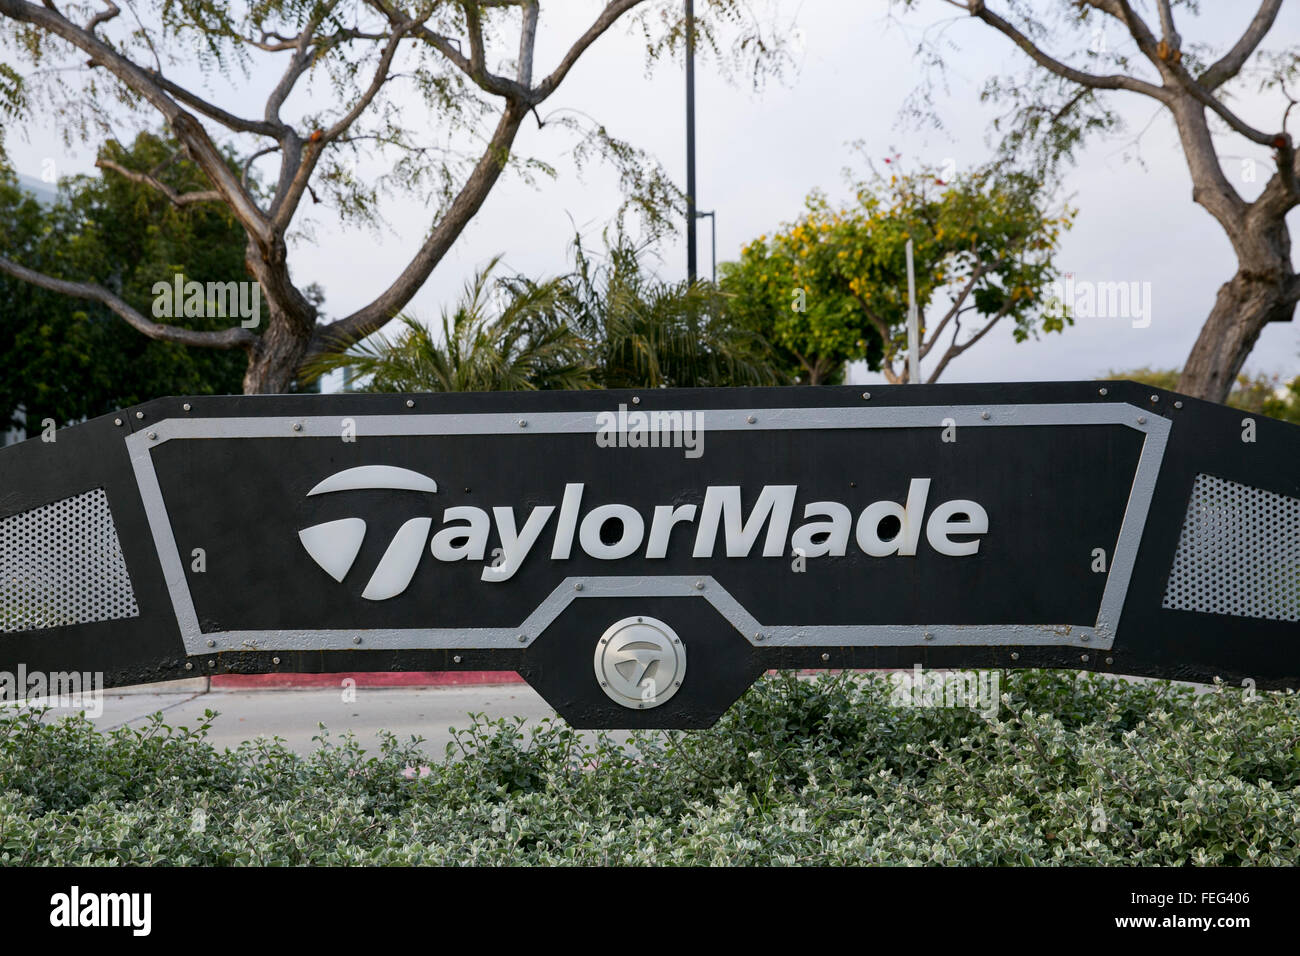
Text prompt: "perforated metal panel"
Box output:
[[1162, 474, 1300, 622], [0, 488, 140, 632]]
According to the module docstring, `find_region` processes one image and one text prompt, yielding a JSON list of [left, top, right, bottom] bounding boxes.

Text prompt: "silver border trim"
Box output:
[[126, 403, 1169, 654]]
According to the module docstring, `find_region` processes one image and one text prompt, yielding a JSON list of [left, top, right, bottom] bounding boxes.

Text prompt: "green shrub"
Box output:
[[0, 671, 1296, 865]]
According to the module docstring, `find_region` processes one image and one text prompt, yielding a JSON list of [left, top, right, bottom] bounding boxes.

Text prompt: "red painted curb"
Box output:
[[211, 671, 525, 690]]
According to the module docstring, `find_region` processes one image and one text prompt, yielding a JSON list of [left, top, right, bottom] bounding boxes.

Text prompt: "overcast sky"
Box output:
[[5, 1, 1298, 389]]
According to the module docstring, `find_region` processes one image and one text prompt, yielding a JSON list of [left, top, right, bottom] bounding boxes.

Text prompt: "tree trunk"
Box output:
[[242, 311, 313, 394], [1177, 267, 1295, 403]]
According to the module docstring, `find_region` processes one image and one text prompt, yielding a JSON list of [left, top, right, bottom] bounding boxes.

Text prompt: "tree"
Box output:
[[0, 1, 785, 393], [0, 133, 256, 434], [311, 236, 780, 391], [312, 256, 590, 392], [721, 160, 1071, 384], [898, 0, 1299, 404], [562, 236, 780, 388]]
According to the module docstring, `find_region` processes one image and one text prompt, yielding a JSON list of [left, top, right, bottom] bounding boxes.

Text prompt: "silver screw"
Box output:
[[746, 415, 756, 424], [1081, 633, 1090, 642], [694, 580, 704, 590], [207, 660, 215, 668], [1098, 387, 1108, 396], [517, 634, 527, 643], [574, 582, 583, 591], [1174, 401, 1183, 409], [183, 403, 191, 412], [1106, 657, 1114, 665], [292, 422, 302, 431], [147, 432, 157, 441], [600, 681, 608, 687], [601, 638, 608, 644], [637, 617, 643, 623], [206, 640, 215, 648], [453, 655, 462, 664], [135, 411, 144, 419], [1011, 652, 1020, 661], [981, 411, 991, 420], [1081, 654, 1089, 662], [1137, 416, 1147, 425], [185, 662, 193, 670], [861, 392, 871, 400], [353, 636, 362, 645], [114, 418, 122, 426], [632, 396, 640, 405], [518, 419, 527, 428], [754, 632, 763, 641], [272, 657, 280, 665], [674, 680, 681, 687], [923, 631, 933, 641], [821, 653, 830, 662], [1150, 395, 1159, 403]]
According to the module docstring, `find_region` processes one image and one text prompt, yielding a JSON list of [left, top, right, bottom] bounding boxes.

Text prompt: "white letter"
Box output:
[[856, 479, 930, 556], [926, 499, 989, 556], [693, 485, 797, 558], [550, 483, 584, 558], [646, 504, 697, 558], [482, 506, 554, 582], [579, 504, 645, 559], [790, 501, 851, 558], [430, 507, 490, 561]]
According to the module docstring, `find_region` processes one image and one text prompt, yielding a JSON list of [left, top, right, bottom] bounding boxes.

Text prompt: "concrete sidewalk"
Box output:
[[33, 679, 559, 756]]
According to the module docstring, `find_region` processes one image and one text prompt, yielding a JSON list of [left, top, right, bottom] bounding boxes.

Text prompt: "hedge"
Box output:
[[0, 670, 1296, 865]]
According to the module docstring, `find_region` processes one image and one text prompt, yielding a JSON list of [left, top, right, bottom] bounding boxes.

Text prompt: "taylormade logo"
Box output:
[[298, 466, 989, 599]]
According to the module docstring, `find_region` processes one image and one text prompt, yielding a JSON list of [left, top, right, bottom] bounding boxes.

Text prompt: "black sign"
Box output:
[[1, 382, 1296, 727]]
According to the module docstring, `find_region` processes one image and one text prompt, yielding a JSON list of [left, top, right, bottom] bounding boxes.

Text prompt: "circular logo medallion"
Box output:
[[594, 616, 686, 709]]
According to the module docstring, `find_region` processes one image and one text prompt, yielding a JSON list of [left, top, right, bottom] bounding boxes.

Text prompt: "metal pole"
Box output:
[[906, 238, 920, 384], [685, 0, 697, 282]]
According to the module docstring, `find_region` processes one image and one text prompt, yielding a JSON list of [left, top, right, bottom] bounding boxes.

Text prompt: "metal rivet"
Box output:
[[754, 632, 763, 641], [1081, 654, 1089, 662], [353, 636, 362, 645], [292, 422, 302, 431], [182, 403, 191, 412], [1011, 652, 1020, 660], [1174, 401, 1183, 409], [632, 396, 640, 405], [1137, 416, 1147, 425], [1150, 395, 1159, 403], [637, 617, 644, 623], [694, 580, 704, 590], [518, 419, 527, 428], [135, 411, 144, 419], [600, 681, 608, 688], [601, 638, 608, 644], [517, 634, 527, 643], [206, 640, 215, 648], [674, 680, 681, 687], [272, 657, 280, 665], [1098, 387, 1108, 396], [821, 653, 830, 662], [1106, 657, 1114, 665], [147, 432, 157, 440], [1081, 633, 1090, 642], [981, 411, 991, 420], [114, 418, 122, 426], [207, 660, 215, 668], [574, 582, 583, 591], [185, 662, 193, 670], [861, 392, 871, 400], [453, 655, 462, 664], [405, 399, 414, 408], [746, 415, 756, 424]]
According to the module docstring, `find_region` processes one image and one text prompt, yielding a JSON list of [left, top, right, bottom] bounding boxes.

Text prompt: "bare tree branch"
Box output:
[[94, 158, 223, 206], [1199, 0, 1284, 92], [0, 255, 258, 350]]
